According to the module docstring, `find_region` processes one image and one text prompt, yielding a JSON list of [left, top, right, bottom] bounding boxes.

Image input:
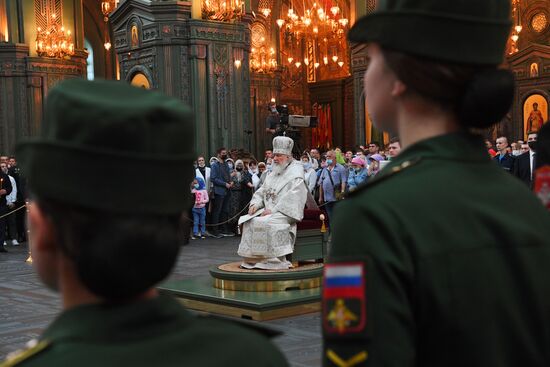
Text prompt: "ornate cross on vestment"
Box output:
[[265, 188, 278, 203]]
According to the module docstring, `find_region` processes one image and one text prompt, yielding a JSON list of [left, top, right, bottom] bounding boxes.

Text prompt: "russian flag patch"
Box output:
[[323, 262, 366, 335]]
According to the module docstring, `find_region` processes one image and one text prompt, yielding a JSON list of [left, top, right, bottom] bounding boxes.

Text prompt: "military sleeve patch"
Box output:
[[323, 263, 366, 336]]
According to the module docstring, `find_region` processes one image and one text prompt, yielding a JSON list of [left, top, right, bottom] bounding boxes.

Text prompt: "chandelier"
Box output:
[[35, 13, 74, 58], [250, 46, 278, 73], [276, 0, 349, 82], [202, 0, 245, 22], [258, 0, 273, 18], [509, 0, 523, 54]]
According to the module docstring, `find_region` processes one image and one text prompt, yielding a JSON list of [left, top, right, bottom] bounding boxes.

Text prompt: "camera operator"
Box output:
[[265, 102, 279, 135]]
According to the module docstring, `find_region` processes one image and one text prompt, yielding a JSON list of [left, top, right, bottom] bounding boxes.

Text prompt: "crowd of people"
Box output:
[[485, 131, 539, 188], [190, 129, 546, 236], [0, 156, 26, 253], [190, 138, 403, 234]]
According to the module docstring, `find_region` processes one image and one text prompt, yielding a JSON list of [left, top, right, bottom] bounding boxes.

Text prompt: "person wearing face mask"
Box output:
[[319, 150, 347, 223], [301, 154, 317, 194], [248, 160, 261, 190], [514, 131, 539, 188], [260, 157, 274, 186], [511, 142, 522, 157], [228, 160, 254, 234], [226, 158, 235, 171], [210, 147, 234, 238], [347, 157, 368, 192]]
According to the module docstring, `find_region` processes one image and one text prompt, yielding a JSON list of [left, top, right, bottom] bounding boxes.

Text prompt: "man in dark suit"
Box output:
[[0, 165, 13, 252], [493, 136, 515, 173], [210, 147, 234, 238], [514, 131, 538, 188]]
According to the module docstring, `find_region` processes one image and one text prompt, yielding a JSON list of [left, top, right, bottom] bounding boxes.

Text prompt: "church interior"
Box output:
[[0, 0, 548, 158]]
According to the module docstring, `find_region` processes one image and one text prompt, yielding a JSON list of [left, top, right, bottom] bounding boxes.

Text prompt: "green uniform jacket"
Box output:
[[2, 295, 288, 367], [322, 132, 550, 367]]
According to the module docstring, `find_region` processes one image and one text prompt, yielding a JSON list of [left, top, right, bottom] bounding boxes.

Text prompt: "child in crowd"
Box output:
[[191, 176, 209, 239]]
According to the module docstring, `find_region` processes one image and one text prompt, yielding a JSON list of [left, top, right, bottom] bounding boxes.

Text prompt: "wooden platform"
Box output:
[[159, 273, 321, 321], [210, 262, 323, 291]]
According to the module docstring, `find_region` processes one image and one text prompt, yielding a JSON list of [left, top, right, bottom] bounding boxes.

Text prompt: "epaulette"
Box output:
[[198, 314, 282, 338], [346, 157, 422, 198], [0, 340, 51, 367]]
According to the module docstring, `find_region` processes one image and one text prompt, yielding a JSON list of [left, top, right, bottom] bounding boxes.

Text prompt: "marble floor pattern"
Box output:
[[0, 237, 321, 367]]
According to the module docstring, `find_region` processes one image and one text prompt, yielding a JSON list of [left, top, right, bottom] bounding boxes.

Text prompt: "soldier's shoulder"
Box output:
[[346, 157, 423, 200], [0, 340, 51, 367], [194, 313, 281, 339], [188, 315, 288, 363]]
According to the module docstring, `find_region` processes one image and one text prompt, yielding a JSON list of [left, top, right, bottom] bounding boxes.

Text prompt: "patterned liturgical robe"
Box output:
[[237, 160, 308, 269]]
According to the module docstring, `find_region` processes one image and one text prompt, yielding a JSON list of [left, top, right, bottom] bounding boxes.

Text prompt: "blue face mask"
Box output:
[[194, 184, 199, 189], [326, 159, 333, 165], [303, 162, 312, 170]]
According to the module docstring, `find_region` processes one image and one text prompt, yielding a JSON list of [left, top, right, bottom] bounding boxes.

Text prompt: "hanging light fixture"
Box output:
[[101, 1, 118, 50], [258, 0, 273, 18], [202, 0, 245, 21], [277, 0, 350, 79], [35, 13, 74, 58], [509, 0, 522, 54]]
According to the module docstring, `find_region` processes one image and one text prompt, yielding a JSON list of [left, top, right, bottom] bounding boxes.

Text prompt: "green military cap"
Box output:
[[348, 0, 512, 65], [17, 78, 195, 214]]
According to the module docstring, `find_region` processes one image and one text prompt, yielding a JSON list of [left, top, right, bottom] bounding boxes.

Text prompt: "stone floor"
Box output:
[[0, 238, 321, 366]]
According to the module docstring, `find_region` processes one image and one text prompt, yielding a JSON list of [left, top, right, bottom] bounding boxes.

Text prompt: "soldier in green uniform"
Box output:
[[322, 1, 550, 366], [1, 79, 288, 367]]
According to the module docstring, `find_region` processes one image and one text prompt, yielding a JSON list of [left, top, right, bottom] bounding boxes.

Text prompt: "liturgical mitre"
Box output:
[[272, 136, 294, 156]]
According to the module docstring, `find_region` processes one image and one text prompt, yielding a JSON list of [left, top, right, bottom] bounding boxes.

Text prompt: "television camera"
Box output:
[[268, 104, 318, 157]]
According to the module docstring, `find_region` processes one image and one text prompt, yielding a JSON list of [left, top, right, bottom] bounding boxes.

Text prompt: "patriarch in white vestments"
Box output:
[[237, 136, 307, 270]]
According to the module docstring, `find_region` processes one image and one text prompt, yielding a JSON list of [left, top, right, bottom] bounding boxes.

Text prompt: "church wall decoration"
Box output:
[[311, 102, 333, 149], [523, 94, 548, 137], [130, 72, 151, 89], [35, 0, 62, 32]]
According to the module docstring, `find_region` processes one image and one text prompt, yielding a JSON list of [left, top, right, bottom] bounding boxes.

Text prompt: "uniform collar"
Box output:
[[41, 295, 192, 343], [391, 131, 490, 165]]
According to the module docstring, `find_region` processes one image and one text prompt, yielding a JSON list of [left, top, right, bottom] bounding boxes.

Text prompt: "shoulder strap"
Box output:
[[326, 167, 335, 187], [0, 340, 51, 367], [198, 314, 282, 338]]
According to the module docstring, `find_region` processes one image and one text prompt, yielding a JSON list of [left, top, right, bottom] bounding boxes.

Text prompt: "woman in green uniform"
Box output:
[[322, 1, 550, 366]]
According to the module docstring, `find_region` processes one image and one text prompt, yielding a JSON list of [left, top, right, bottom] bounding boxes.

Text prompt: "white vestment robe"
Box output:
[[237, 160, 307, 269]]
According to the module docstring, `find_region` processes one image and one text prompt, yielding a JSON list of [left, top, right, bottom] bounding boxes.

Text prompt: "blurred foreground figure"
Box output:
[[2, 79, 287, 367], [322, 1, 550, 366]]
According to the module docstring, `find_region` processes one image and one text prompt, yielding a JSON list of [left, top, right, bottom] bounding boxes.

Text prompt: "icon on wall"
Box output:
[[530, 63, 539, 78], [523, 94, 548, 136], [131, 25, 139, 48]]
